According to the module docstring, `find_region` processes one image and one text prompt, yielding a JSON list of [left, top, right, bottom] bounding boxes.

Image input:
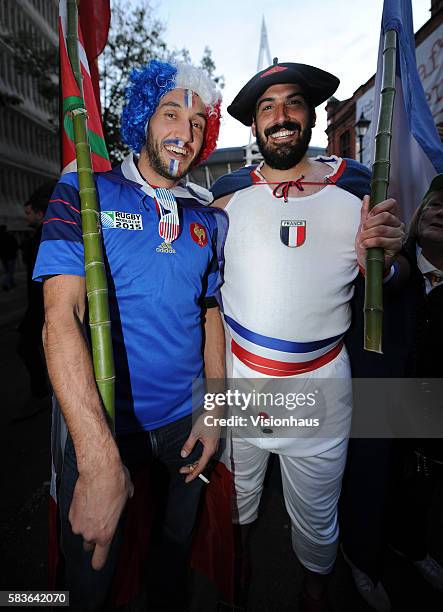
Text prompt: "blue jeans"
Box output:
[[59, 413, 204, 611]]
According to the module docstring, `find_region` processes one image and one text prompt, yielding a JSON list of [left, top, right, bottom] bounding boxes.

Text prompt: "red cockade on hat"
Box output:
[[260, 65, 288, 78]]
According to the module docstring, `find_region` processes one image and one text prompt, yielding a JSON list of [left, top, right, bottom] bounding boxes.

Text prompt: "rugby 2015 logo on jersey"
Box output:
[[280, 220, 306, 247], [100, 211, 143, 230]]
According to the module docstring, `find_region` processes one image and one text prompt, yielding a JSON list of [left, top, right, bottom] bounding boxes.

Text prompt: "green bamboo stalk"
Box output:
[[66, 0, 115, 425], [364, 29, 397, 354]]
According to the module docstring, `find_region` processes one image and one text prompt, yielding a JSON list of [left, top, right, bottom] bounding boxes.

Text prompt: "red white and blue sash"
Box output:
[[225, 315, 343, 377]]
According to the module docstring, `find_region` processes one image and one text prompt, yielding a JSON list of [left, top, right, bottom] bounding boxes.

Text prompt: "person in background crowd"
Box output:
[[390, 174, 443, 590], [0, 224, 18, 291], [341, 175, 443, 612], [16, 182, 56, 407]]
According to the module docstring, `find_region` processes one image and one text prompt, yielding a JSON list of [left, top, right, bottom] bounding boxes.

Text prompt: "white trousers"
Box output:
[[226, 344, 352, 574], [230, 435, 348, 574]]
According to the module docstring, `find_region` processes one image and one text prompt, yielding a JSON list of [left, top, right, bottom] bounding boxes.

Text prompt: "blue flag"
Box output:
[[370, 0, 443, 222]]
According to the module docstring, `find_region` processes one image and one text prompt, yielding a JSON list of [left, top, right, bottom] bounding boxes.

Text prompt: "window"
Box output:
[[339, 130, 351, 158]]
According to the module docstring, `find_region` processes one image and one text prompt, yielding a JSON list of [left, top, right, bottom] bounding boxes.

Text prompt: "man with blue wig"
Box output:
[[33, 60, 226, 611]]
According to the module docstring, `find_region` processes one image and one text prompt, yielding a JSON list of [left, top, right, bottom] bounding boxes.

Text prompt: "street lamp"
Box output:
[[354, 112, 371, 163]]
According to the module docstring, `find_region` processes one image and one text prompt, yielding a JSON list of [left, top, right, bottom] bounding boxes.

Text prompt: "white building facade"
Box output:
[[0, 0, 59, 230]]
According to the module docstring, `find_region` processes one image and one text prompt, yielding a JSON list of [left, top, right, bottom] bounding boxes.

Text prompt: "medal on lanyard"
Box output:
[[154, 187, 180, 253]]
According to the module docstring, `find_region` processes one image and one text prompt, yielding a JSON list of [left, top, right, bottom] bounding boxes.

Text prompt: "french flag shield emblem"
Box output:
[[280, 220, 306, 247]]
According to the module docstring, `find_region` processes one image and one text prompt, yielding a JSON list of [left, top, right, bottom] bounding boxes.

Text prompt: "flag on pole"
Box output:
[[190, 442, 236, 603], [78, 0, 111, 111], [49, 0, 112, 594], [59, 0, 111, 174], [370, 0, 443, 223]]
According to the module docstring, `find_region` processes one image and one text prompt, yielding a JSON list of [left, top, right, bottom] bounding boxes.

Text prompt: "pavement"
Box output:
[[0, 264, 51, 594], [0, 268, 442, 611]]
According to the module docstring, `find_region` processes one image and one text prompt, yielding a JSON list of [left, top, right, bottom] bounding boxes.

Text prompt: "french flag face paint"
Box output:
[[163, 138, 186, 177], [169, 158, 180, 176], [184, 88, 194, 108], [164, 139, 185, 146]]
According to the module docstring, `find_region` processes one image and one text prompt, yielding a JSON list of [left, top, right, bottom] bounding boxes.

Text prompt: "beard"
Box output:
[[144, 129, 190, 181], [255, 120, 312, 170]]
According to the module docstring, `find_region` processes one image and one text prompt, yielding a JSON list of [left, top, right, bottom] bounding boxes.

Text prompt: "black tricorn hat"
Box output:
[[227, 60, 340, 126]]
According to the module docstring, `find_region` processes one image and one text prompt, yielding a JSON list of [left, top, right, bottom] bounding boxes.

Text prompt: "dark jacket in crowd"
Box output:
[[0, 230, 18, 264]]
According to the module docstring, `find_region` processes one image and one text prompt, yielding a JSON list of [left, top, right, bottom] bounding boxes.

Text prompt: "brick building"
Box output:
[[326, 0, 443, 164]]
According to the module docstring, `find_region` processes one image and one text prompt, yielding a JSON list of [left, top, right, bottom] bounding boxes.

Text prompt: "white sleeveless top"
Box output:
[[221, 158, 361, 373]]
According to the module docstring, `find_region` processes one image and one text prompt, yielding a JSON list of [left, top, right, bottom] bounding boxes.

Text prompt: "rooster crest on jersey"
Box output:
[[121, 60, 222, 166], [280, 220, 306, 247], [190, 222, 208, 247]]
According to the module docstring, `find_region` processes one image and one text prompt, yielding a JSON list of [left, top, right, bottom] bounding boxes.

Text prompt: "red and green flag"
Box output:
[[49, 0, 112, 591], [78, 0, 111, 111], [59, 0, 111, 174]]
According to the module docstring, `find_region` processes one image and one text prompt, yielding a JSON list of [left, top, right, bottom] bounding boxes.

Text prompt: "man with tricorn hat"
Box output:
[[209, 60, 406, 610]]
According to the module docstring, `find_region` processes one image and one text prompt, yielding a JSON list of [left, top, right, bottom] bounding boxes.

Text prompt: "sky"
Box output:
[[147, 0, 431, 149]]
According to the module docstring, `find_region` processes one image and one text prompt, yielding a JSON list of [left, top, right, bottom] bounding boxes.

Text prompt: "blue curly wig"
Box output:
[[120, 59, 222, 163], [121, 60, 177, 154]]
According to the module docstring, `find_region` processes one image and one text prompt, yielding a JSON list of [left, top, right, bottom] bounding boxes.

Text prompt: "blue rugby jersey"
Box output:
[[33, 155, 227, 434]]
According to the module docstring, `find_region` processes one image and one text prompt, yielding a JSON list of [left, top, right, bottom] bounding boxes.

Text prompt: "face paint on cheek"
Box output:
[[184, 89, 194, 108], [164, 139, 185, 176], [169, 158, 180, 176]]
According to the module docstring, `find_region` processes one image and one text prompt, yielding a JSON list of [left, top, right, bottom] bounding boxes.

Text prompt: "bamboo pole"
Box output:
[[66, 0, 115, 425], [364, 29, 397, 353]]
